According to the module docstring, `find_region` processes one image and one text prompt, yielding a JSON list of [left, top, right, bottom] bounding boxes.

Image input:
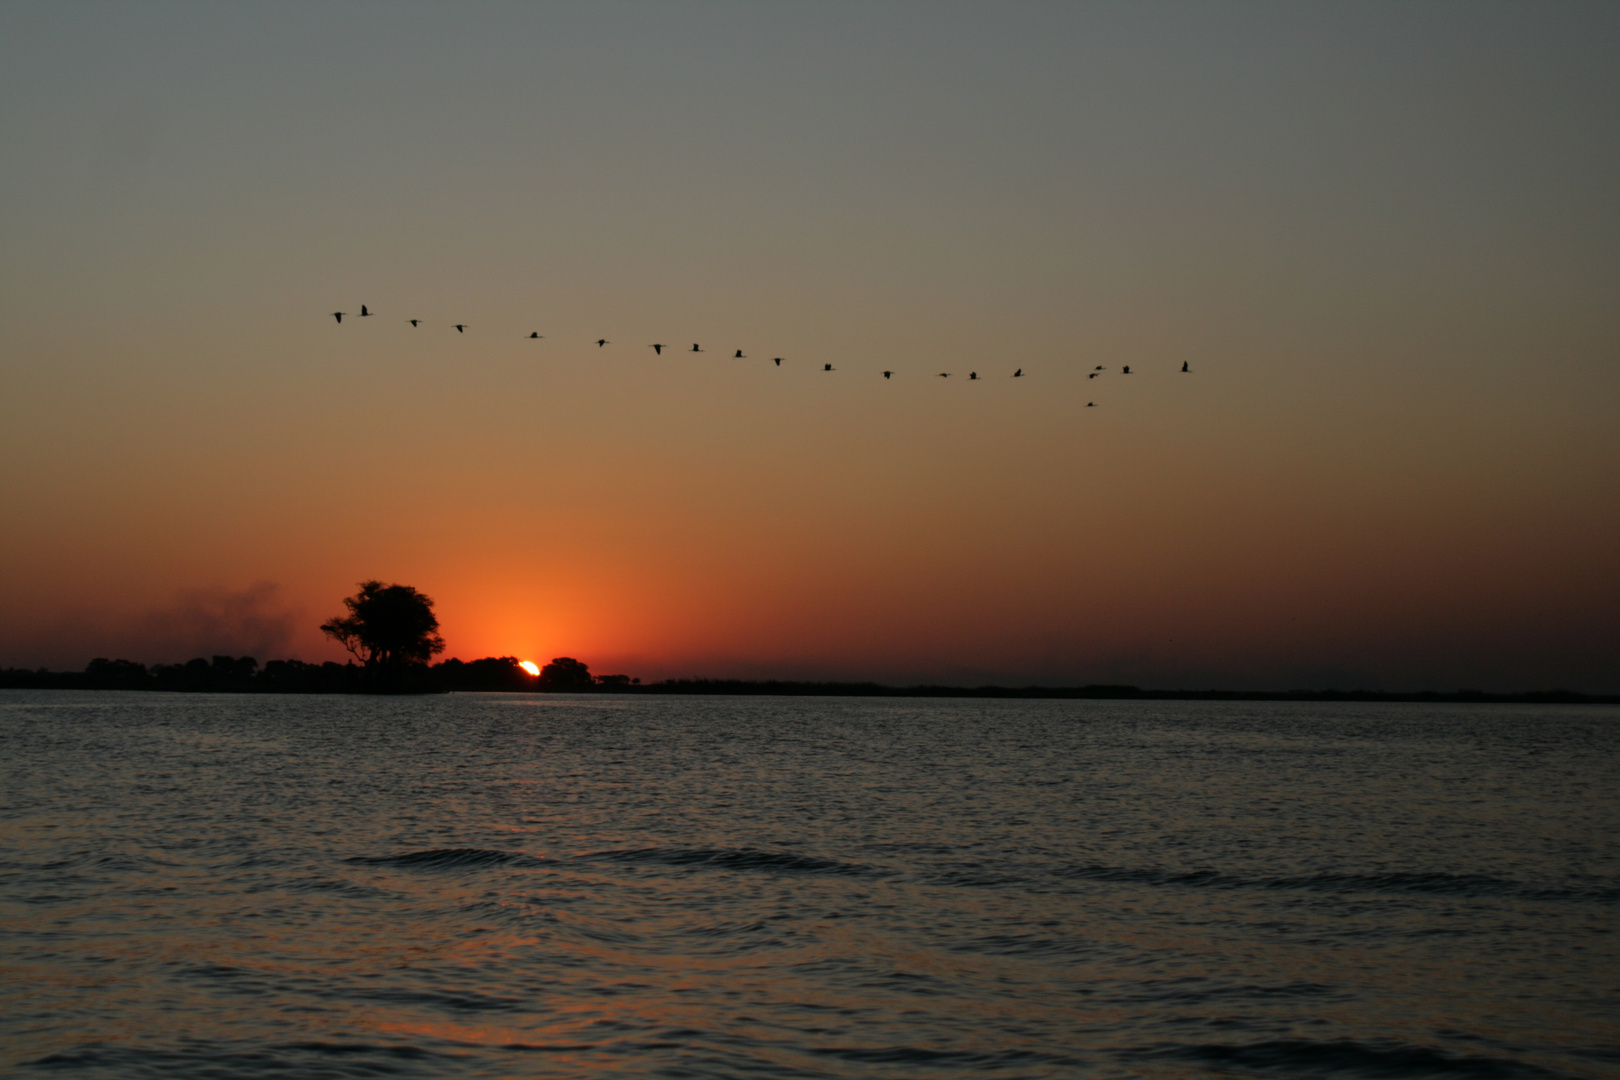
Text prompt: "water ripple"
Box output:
[[1129, 1038, 1573, 1079], [345, 847, 545, 870], [1057, 864, 1620, 903], [583, 845, 878, 876]]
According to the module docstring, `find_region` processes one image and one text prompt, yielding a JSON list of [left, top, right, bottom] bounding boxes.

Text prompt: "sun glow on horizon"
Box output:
[[518, 660, 540, 677]]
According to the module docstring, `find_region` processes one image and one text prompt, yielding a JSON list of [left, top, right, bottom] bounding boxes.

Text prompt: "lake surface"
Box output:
[[1, 691, 1616, 1079]]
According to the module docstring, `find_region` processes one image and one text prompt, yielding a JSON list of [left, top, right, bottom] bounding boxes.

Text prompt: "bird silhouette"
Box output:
[[651, 344, 664, 354], [734, 350, 746, 358], [691, 344, 702, 352], [409, 319, 420, 327], [1012, 368, 1023, 378], [455, 324, 467, 333], [774, 357, 782, 366], [1182, 361, 1190, 372], [597, 339, 609, 347], [969, 372, 980, 380], [360, 305, 373, 317], [824, 363, 834, 371], [1122, 365, 1131, 373], [883, 371, 892, 379], [332, 312, 345, 323], [1094, 365, 1105, 371], [529, 332, 542, 339], [1087, 401, 1096, 407], [938, 373, 950, 378], [1088, 373, 1098, 379]]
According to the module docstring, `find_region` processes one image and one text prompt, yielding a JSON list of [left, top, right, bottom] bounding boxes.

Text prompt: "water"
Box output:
[[1, 691, 1616, 1079]]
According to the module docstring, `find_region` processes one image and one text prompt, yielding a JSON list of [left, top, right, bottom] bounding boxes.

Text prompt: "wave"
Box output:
[[584, 845, 876, 877], [345, 848, 545, 870], [927, 866, 1033, 889], [23, 1040, 458, 1077], [348, 986, 525, 1013], [277, 875, 393, 898], [1129, 1038, 1570, 1079], [950, 932, 1117, 959], [809, 1045, 1089, 1069], [1120, 979, 1342, 1005], [3, 851, 182, 874], [1056, 864, 1620, 903]]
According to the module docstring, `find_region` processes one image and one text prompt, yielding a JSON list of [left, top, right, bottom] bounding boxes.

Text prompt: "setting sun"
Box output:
[[518, 661, 540, 677]]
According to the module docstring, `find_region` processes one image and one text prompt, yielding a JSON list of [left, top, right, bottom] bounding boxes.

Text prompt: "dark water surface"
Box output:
[[2, 692, 1616, 1078]]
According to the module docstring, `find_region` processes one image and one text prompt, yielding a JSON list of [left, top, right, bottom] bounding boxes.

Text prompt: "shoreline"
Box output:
[[1, 670, 1614, 705]]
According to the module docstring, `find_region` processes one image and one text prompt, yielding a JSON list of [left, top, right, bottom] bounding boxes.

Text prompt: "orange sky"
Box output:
[[1, 4, 1616, 690]]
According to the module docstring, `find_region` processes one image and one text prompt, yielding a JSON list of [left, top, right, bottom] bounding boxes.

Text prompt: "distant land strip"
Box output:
[[606, 679, 1619, 705], [0, 658, 1613, 704]]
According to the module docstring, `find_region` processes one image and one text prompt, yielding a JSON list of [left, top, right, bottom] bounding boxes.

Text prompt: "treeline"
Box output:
[[0, 655, 636, 694], [0, 659, 1613, 703], [641, 679, 1616, 703]]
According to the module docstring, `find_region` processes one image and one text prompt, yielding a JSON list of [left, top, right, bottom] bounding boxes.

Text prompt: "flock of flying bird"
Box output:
[[331, 305, 1194, 403]]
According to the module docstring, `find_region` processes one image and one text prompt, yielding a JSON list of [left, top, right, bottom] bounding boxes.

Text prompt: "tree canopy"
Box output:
[[538, 656, 595, 691], [321, 581, 445, 673]]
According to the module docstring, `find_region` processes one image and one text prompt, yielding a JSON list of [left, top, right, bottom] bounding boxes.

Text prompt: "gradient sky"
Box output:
[[2, 2, 1616, 690]]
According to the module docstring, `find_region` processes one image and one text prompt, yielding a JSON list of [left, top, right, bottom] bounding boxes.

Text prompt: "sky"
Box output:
[[1, 1, 1616, 691]]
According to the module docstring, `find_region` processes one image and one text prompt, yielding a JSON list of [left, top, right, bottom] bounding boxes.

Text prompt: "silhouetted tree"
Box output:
[[538, 656, 594, 692], [84, 658, 150, 690], [321, 581, 445, 684], [146, 655, 260, 692], [433, 656, 537, 692], [258, 658, 365, 693]]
